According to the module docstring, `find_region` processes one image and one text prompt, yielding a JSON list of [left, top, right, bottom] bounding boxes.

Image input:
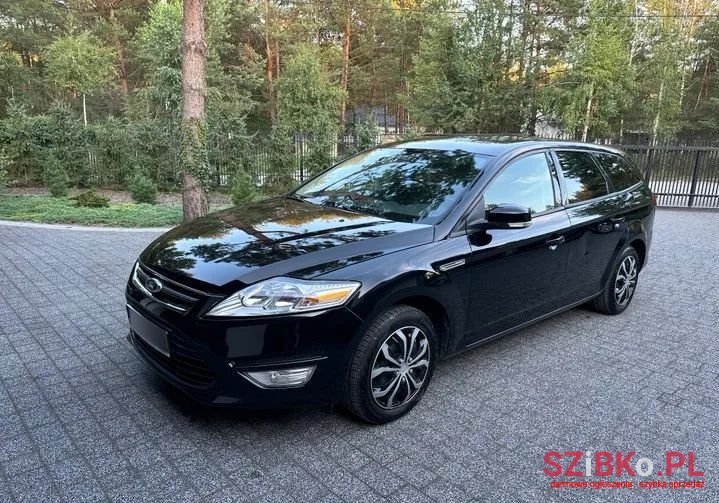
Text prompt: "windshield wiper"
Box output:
[[291, 191, 386, 219], [322, 201, 387, 219], [285, 193, 312, 203]]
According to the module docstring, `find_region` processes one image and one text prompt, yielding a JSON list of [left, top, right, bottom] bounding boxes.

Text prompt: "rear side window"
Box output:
[[555, 151, 609, 204], [593, 153, 642, 191]]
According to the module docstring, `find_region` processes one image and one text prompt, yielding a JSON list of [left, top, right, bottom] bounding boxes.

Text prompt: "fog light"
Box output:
[[241, 366, 316, 389]]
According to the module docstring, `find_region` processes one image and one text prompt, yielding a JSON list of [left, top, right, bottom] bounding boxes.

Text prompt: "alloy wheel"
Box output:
[[615, 255, 637, 306], [370, 326, 430, 409]]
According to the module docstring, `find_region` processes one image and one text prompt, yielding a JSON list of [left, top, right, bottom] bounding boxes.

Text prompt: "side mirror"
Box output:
[[486, 204, 532, 228], [467, 203, 532, 231]]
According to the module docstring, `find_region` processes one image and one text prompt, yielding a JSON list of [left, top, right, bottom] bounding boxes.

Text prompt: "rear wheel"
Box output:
[[346, 305, 437, 424], [592, 245, 640, 315]]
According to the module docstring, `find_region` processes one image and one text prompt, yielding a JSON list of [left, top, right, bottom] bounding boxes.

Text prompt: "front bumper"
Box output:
[[125, 271, 364, 408]]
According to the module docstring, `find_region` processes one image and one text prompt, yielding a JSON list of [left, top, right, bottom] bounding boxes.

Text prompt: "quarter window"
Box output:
[[593, 153, 642, 191], [483, 153, 556, 215], [556, 151, 609, 204]]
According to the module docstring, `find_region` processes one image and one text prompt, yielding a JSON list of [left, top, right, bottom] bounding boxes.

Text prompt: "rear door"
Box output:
[[553, 150, 625, 301], [464, 151, 572, 345]]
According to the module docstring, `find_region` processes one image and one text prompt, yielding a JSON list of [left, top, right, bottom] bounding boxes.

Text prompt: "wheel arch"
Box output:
[[627, 237, 647, 270], [390, 295, 452, 359], [601, 232, 647, 289]]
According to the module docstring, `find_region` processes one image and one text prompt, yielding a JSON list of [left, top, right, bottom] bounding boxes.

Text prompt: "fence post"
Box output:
[[687, 150, 702, 208], [300, 153, 304, 182], [644, 147, 655, 181]]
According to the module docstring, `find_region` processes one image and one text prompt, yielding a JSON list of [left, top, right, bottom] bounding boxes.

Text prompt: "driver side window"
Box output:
[[483, 153, 557, 215]]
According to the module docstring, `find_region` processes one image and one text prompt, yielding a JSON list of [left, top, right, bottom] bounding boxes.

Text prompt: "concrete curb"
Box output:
[[0, 219, 170, 232]]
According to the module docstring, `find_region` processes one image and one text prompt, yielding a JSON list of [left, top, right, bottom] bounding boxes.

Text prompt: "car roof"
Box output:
[[383, 135, 626, 157]]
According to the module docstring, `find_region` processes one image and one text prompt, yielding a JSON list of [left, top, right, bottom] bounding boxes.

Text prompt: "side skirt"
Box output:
[[459, 291, 602, 353]]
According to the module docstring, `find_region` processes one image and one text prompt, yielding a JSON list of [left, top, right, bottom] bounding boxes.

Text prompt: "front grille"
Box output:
[[133, 332, 215, 387], [133, 264, 203, 313]]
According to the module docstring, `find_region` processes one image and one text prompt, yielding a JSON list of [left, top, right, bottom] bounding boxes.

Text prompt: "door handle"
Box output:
[[545, 235, 565, 250]]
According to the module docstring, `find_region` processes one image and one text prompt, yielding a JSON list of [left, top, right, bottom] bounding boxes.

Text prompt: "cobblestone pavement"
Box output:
[[0, 209, 717, 502]]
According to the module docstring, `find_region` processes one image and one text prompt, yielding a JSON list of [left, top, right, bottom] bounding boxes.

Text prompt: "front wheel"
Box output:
[[345, 305, 437, 424], [592, 245, 641, 315]]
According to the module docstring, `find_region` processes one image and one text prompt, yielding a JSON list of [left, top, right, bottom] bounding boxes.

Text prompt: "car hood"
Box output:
[[140, 197, 434, 288]]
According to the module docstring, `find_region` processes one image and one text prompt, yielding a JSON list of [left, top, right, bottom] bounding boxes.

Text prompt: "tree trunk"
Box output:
[[619, 0, 639, 137], [695, 57, 710, 110], [397, 48, 406, 133], [83, 93, 88, 125], [263, 0, 276, 122], [582, 82, 594, 142], [525, 30, 540, 136], [678, 69, 686, 110], [109, 7, 128, 97], [339, 0, 351, 133], [116, 44, 129, 96], [651, 81, 665, 146], [629, 0, 639, 62], [275, 40, 280, 80], [677, 0, 699, 114], [181, 0, 209, 222], [517, 1, 529, 81], [504, 0, 515, 80]]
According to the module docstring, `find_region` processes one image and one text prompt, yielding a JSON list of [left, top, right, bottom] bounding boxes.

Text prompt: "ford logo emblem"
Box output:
[[145, 278, 163, 294]]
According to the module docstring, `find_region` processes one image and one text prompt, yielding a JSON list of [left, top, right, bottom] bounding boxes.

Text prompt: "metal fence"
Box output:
[[212, 133, 403, 187], [620, 145, 719, 209], [234, 136, 719, 209], [80, 133, 719, 209]]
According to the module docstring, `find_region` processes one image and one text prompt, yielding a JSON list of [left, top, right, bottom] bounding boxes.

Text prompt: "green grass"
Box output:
[[0, 194, 184, 227]]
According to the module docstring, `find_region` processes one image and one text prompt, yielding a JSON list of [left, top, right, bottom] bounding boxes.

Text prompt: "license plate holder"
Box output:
[[127, 305, 170, 357]]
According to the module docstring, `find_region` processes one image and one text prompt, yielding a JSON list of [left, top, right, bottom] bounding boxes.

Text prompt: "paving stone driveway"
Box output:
[[0, 209, 717, 503]]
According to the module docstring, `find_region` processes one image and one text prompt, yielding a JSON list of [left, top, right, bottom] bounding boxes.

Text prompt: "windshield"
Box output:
[[293, 148, 490, 224]]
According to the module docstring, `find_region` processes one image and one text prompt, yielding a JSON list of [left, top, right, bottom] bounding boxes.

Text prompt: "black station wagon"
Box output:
[[126, 137, 655, 423]]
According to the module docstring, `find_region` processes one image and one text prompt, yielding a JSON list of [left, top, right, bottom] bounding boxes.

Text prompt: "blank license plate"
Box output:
[[128, 306, 170, 357]]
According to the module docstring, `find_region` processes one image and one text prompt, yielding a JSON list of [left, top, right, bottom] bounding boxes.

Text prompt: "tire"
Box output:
[[592, 245, 641, 315], [346, 305, 438, 424]]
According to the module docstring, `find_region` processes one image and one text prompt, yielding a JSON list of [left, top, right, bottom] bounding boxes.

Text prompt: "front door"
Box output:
[[464, 152, 571, 345]]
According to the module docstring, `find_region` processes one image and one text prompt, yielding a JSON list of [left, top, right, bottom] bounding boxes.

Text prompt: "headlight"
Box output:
[[206, 277, 361, 317]]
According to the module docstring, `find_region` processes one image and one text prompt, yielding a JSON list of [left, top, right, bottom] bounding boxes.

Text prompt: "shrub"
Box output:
[[303, 134, 334, 177], [0, 101, 49, 185], [70, 190, 110, 208], [89, 118, 134, 187], [231, 170, 257, 207], [43, 159, 69, 197], [46, 102, 91, 187], [0, 148, 9, 193], [264, 125, 298, 195], [0, 167, 7, 193], [400, 128, 418, 141], [128, 118, 180, 191], [127, 173, 157, 204], [352, 112, 378, 153]]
